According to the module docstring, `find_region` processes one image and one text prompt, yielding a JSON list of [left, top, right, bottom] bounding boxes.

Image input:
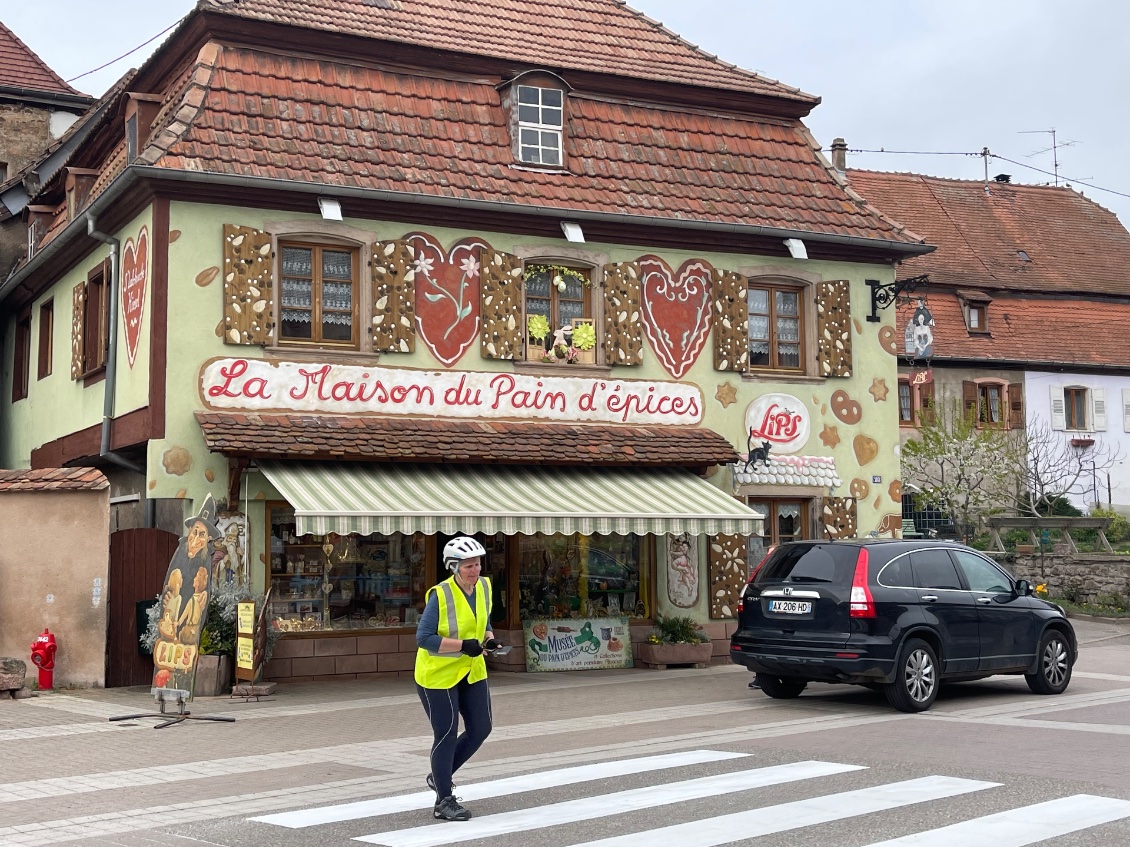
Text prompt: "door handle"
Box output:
[[976, 597, 993, 605], [920, 595, 938, 602]]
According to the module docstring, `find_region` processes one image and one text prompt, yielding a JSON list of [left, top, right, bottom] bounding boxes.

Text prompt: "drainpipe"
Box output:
[[86, 215, 148, 490]]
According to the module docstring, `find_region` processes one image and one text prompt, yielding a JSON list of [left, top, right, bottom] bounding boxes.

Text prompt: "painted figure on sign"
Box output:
[[666, 533, 698, 608], [908, 298, 935, 360], [745, 437, 772, 472]]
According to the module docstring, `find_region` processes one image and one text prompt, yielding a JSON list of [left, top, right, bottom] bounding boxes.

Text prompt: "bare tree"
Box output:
[[1004, 417, 1122, 516]]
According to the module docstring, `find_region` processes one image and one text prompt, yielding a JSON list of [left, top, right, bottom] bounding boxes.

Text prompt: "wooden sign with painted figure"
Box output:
[[151, 494, 221, 698]]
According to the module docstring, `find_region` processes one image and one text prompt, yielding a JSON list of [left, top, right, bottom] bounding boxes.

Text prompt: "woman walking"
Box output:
[[414, 536, 500, 821]]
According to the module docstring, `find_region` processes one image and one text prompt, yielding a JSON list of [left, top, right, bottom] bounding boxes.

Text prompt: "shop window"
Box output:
[[278, 242, 359, 348], [267, 504, 428, 632], [517, 85, 563, 166], [12, 310, 31, 402], [37, 299, 53, 380], [82, 260, 110, 376], [524, 264, 592, 355], [518, 533, 649, 620], [747, 499, 809, 563], [437, 531, 509, 629], [747, 284, 804, 372]]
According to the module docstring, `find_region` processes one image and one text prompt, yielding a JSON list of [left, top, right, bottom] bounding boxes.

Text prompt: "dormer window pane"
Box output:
[[517, 84, 563, 166]]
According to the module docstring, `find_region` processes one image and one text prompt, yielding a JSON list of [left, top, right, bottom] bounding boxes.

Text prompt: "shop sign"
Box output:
[[121, 225, 147, 368], [200, 357, 703, 426], [910, 369, 933, 386], [743, 393, 810, 454], [523, 617, 634, 672]]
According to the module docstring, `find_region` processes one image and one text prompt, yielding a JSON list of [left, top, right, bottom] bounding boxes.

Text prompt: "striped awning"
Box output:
[[258, 461, 763, 537]]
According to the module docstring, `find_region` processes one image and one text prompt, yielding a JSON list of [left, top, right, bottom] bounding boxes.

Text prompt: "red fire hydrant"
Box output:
[[30, 629, 57, 690]]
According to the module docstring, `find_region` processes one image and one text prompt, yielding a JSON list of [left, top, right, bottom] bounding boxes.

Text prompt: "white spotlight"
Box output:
[[783, 238, 808, 260]]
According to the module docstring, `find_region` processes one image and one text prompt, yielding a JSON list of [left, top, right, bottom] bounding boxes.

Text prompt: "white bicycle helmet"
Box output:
[[443, 536, 487, 572]]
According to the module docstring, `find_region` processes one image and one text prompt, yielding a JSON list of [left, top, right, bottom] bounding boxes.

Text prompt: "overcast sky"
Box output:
[[7, 0, 1129, 224]]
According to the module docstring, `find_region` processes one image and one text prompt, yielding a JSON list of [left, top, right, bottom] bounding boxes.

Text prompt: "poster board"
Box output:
[[236, 601, 255, 682], [523, 617, 633, 672]]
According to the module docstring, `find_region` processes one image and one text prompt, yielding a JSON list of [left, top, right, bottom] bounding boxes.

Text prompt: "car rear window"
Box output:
[[753, 544, 860, 586]]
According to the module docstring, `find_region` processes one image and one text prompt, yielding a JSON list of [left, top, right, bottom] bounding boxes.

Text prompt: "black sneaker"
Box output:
[[433, 795, 471, 821], [426, 774, 455, 793]]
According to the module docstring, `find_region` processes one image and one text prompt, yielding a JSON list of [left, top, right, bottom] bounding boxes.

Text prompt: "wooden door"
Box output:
[[106, 527, 179, 687]]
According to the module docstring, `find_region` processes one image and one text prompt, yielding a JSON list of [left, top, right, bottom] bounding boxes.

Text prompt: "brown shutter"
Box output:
[[962, 380, 978, 420], [602, 261, 642, 366], [479, 248, 523, 359], [816, 279, 853, 377], [918, 380, 936, 425], [221, 224, 274, 346], [821, 497, 858, 540], [1008, 382, 1024, 429], [708, 533, 748, 619], [712, 268, 748, 372], [371, 239, 416, 353], [70, 280, 86, 379]]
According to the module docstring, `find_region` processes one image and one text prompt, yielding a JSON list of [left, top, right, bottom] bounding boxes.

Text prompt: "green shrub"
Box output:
[[648, 614, 707, 644], [1092, 507, 1130, 543]]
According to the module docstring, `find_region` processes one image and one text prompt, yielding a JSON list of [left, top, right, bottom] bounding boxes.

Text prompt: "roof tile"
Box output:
[[0, 467, 109, 492], [0, 21, 82, 96]]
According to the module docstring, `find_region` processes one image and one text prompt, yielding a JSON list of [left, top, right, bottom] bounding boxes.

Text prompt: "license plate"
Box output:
[[768, 599, 812, 615]]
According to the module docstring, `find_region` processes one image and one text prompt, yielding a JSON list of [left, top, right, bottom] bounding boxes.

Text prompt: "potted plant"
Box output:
[[638, 614, 713, 669], [526, 313, 550, 362], [571, 319, 597, 364]]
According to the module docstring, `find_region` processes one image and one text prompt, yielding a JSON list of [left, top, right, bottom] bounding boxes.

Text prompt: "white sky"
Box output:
[[6, 0, 1129, 224]]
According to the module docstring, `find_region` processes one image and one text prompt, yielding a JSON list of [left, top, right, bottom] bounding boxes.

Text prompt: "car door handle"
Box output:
[[976, 597, 993, 605], [920, 595, 938, 602]]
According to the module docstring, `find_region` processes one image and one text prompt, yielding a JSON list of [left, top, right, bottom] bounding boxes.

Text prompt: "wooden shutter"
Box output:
[[479, 248, 523, 360], [815, 279, 853, 377], [70, 280, 85, 379], [821, 497, 858, 540], [1092, 387, 1107, 431], [712, 268, 748, 372], [371, 239, 416, 353], [962, 380, 978, 420], [918, 380, 936, 426], [602, 261, 643, 366], [221, 224, 274, 346], [1007, 383, 1024, 430], [1050, 385, 1066, 430], [708, 534, 748, 619]]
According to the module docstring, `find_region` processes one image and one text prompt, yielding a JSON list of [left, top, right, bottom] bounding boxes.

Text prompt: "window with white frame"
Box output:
[[1051, 384, 1105, 432], [517, 85, 563, 166]]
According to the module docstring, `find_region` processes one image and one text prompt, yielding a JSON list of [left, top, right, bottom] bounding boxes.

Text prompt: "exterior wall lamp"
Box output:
[[318, 197, 343, 221], [560, 221, 585, 243]]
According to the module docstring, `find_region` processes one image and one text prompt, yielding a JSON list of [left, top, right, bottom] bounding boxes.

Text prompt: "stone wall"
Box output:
[[1008, 553, 1130, 603], [0, 103, 53, 177]]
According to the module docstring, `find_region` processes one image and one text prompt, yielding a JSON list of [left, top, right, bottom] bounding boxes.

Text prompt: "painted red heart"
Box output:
[[121, 226, 148, 368], [639, 255, 714, 379], [405, 233, 490, 367]]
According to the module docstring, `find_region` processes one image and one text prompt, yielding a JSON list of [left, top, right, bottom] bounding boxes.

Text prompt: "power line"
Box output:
[[65, 19, 181, 83], [990, 154, 1130, 201]]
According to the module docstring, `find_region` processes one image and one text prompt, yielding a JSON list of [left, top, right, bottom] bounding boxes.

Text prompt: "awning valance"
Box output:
[[258, 461, 763, 537]]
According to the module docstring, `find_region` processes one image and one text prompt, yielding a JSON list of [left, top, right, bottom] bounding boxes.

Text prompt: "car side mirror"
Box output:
[[1015, 579, 1033, 596]]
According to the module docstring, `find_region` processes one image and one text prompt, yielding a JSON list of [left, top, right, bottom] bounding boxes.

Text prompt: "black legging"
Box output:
[[416, 675, 492, 798]]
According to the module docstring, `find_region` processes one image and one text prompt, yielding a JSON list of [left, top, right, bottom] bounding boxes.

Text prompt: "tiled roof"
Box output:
[[0, 21, 81, 96], [148, 45, 922, 243], [733, 454, 841, 489], [195, 411, 739, 467], [896, 292, 1130, 368], [199, 0, 817, 103], [848, 170, 1130, 297], [0, 467, 108, 492]]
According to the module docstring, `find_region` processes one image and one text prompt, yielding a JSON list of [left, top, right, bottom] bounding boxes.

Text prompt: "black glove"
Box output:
[[482, 638, 501, 652], [460, 639, 484, 657]]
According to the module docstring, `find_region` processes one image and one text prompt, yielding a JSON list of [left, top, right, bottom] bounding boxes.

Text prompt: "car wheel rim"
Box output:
[[1043, 638, 1068, 686], [904, 649, 936, 703]]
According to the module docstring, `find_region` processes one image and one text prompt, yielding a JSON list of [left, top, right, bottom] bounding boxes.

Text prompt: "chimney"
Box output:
[[830, 137, 848, 174]]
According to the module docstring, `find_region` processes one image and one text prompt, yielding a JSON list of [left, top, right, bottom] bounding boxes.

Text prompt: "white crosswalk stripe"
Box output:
[[354, 760, 866, 847], [245, 748, 1130, 847]]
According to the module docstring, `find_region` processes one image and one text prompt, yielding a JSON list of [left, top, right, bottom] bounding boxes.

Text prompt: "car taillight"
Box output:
[[849, 548, 875, 618], [747, 547, 775, 584]]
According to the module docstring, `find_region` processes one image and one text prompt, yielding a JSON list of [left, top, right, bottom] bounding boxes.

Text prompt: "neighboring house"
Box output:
[[846, 164, 1130, 514], [0, 21, 94, 273], [0, 0, 931, 684]]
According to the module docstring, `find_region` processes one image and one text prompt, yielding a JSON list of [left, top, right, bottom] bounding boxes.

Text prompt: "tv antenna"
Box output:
[[1019, 128, 1079, 186]]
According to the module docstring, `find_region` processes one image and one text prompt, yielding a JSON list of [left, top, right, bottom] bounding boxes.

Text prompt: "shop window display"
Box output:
[[268, 505, 427, 631], [518, 533, 649, 620]]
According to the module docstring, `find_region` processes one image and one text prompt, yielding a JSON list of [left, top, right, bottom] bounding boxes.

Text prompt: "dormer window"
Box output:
[[956, 289, 992, 334], [517, 85, 563, 166], [967, 303, 987, 331]]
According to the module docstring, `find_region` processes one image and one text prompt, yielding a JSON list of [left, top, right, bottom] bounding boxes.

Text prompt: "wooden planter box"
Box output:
[[573, 348, 596, 364], [194, 654, 233, 697], [526, 343, 548, 361], [638, 641, 713, 670]]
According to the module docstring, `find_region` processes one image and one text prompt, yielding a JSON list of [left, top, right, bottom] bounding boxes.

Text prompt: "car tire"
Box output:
[[1025, 629, 1073, 695], [884, 638, 939, 713], [755, 673, 807, 699]]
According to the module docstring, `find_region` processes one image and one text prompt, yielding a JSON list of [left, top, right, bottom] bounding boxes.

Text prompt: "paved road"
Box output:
[[3, 616, 1130, 846]]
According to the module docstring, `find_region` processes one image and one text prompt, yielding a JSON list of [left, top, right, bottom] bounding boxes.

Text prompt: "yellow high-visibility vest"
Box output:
[[414, 575, 491, 689]]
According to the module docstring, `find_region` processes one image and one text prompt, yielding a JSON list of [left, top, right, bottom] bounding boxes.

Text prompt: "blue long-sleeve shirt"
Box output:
[[415, 584, 491, 652]]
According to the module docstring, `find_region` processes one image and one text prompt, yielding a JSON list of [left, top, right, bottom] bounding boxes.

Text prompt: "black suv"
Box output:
[[730, 539, 1076, 712]]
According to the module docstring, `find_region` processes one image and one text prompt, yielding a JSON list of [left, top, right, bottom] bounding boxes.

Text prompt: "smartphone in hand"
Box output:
[[486, 645, 512, 656]]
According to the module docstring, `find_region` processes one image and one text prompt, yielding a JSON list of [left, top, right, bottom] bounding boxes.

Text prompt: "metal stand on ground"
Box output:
[[108, 688, 237, 729]]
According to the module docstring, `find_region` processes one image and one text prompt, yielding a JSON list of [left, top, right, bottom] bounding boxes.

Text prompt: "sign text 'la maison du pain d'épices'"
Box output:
[[199, 358, 703, 426]]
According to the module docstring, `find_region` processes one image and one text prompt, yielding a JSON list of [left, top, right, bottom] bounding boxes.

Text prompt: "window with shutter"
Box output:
[[1007, 383, 1024, 429], [81, 260, 110, 377], [12, 310, 31, 402], [1092, 387, 1107, 431], [1122, 388, 1130, 432], [278, 242, 358, 347], [1050, 385, 1067, 430], [1064, 387, 1089, 431]]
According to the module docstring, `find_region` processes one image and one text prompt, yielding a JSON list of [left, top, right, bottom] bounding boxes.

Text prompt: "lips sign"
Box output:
[[639, 255, 713, 379], [121, 226, 148, 368]]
